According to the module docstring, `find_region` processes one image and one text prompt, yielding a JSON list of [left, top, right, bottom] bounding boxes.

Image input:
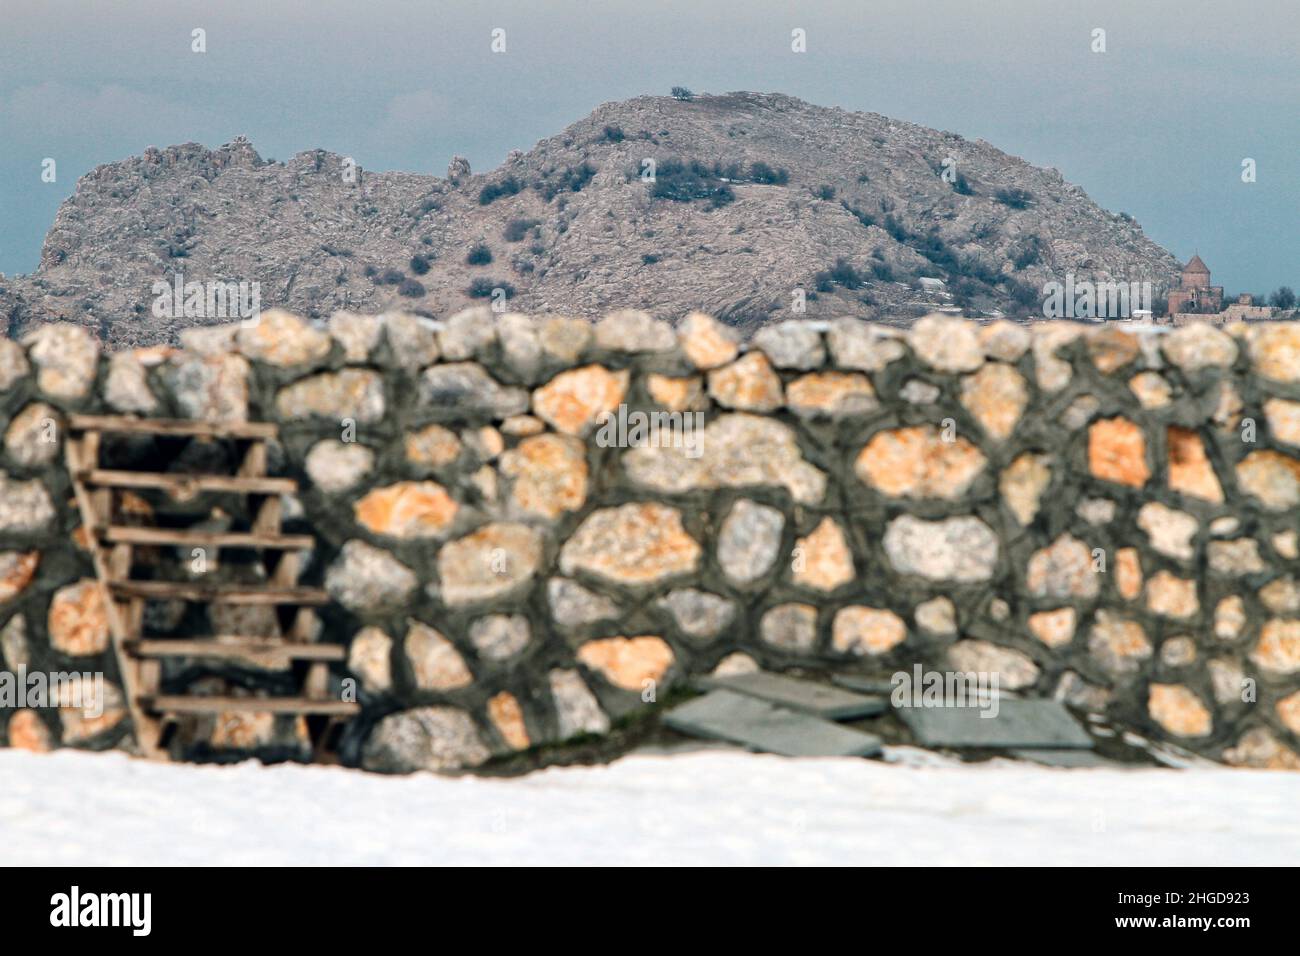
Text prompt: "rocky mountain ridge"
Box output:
[[0, 91, 1181, 348]]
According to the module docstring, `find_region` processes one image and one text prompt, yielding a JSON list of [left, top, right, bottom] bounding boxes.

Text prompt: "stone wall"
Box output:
[[2, 309, 1300, 771]]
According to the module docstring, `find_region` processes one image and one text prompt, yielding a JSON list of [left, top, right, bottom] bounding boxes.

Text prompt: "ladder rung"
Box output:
[[127, 639, 346, 662], [78, 469, 296, 495], [101, 526, 314, 550], [68, 414, 278, 440], [143, 695, 359, 716], [109, 581, 330, 605]]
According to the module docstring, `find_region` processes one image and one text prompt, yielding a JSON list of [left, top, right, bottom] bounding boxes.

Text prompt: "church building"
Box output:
[[1166, 255, 1223, 315]]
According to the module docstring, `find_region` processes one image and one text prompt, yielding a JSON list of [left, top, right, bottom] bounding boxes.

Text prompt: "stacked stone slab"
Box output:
[[2, 309, 1300, 771]]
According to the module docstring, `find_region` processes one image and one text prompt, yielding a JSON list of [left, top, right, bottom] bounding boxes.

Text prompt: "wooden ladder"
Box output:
[[65, 414, 358, 760]]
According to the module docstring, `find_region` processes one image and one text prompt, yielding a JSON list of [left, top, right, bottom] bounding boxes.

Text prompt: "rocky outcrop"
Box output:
[[4, 93, 1179, 348], [4, 308, 1300, 773]]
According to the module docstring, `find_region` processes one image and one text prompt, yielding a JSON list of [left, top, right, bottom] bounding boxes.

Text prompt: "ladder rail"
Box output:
[[65, 433, 165, 759], [62, 416, 348, 761]]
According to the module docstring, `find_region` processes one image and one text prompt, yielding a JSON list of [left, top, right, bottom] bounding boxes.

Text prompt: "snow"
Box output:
[[1, 748, 1297, 865]]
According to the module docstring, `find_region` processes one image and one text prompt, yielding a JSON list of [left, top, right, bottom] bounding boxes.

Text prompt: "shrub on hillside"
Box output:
[[650, 159, 735, 208], [504, 218, 539, 242], [749, 161, 789, 185], [1010, 236, 1042, 270], [467, 278, 515, 299], [478, 176, 523, 205], [813, 257, 865, 292], [536, 163, 595, 201], [994, 187, 1033, 209], [466, 244, 493, 266]]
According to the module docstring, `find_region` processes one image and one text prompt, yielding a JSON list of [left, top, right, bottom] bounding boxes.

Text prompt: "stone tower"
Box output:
[[1166, 255, 1223, 315]]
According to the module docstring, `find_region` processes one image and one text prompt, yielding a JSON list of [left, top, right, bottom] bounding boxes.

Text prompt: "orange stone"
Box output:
[[1000, 452, 1051, 526], [1115, 547, 1143, 601], [120, 491, 154, 518], [707, 352, 784, 412], [1088, 417, 1150, 487], [7, 710, 53, 751], [1223, 727, 1300, 770], [500, 433, 588, 520], [855, 426, 987, 500], [488, 691, 531, 750], [71, 525, 92, 552], [210, 711, 275, 749], [0, 551, 39, 604], [577, 636, 675, 690], [1276, 692, 1300, 736], [1148, 683, 1212, 738], [501, 415, 546, 437], [1085, 326, 1140, 374], [645, 374, 706, 412], [792, 518, 855, 592], [785, 371, 877, 417], [1088, 610, 1151, 674], [1028, 608, 1076, 648], [1263, 398, 1300, 447], [1251, 619, 1300, 674], [677, 311, 739, 370], [47, 579, 109, 656], [1129, 371, 1172, 409], [55, 677, 127, 743], [354, 482, 459, 539], [831, 606, 907, 656], [1145, 570, 1198, 619], [1166, 426, 1223, 503], [959, 363, 1028, 441], [532, 364, 629, 436], [1248, 324, 1300, 383]]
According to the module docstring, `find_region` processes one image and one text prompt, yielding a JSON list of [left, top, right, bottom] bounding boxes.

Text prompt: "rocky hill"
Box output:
[[0, 92, 1181, 347]]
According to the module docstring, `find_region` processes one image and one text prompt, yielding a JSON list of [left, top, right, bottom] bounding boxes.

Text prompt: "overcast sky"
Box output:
[[1, 0, 1296, 292]]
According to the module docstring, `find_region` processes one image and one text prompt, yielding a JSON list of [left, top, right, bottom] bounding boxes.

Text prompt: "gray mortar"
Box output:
[[1, 311, 1298, 771]]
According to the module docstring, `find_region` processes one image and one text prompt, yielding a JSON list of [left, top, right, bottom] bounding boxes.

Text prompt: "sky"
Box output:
[[0, 0, 1296, 293]]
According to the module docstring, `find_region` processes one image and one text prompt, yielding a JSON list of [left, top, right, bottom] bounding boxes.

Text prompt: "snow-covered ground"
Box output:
[[2, 748, 1297, 865]]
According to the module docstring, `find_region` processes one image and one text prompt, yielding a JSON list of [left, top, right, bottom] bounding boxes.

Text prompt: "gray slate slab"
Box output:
[[665, 690, 883, 758], [1010, 748, 1118, 768], [896, 698, 1092, 750], [831, 674, 899, 696], [699, 671, 887, 720]]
